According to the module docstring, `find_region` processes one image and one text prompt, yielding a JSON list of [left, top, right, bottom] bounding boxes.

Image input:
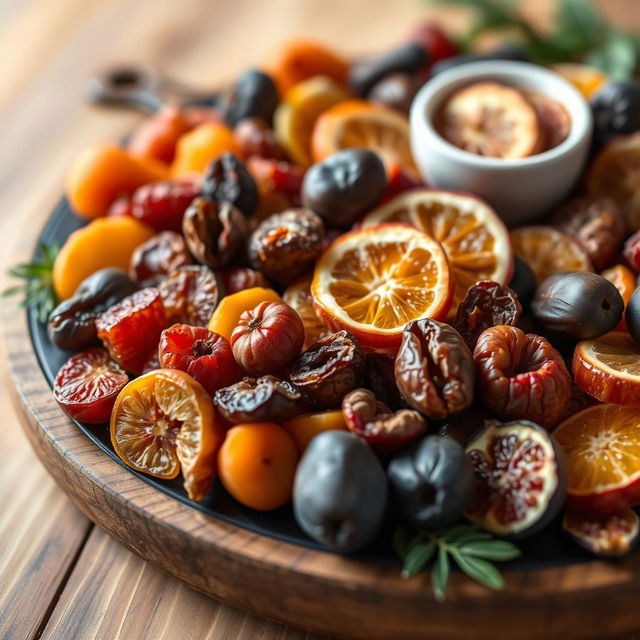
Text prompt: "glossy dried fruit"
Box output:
[[158, 265, 220, 327], [395, 319, 474, 420], [341, 388, 426, 451], [289, 330, 365, 408], [248, 208, 324, 285], [96, 287, 166, 375], [365, 352, 407, 411], [234, 117, 287, 161], [220, 69, 279, 128], [217, 267, 269, 295], [627, 287, 640, 344], [453, 281, 522, 350], [473, 325, 572, 429], [367, 72, 421, 114], [551, 196, 626, 271], [48, 267, 138, 351], [54, 347, 128, 423], [129, 231, 192, 286], [182, 197, 247, 269], [230, 301, 305, 376], [214, 375, 306, 423], [201, 152, 258, 217], [283, 275, 331, 350], [563, 509, 640, 557], [623, 229, 640, 273], [159, 324, 242, 395], [508, 256, 537, 309]]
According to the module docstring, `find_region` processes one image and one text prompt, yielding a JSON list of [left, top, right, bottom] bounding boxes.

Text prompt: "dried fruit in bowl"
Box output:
[[110, 369, 224, 501], [563, 509, 639, 557]]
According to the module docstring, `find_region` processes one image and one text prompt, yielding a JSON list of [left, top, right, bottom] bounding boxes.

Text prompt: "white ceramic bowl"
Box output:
[[409, 60, 593, 226]]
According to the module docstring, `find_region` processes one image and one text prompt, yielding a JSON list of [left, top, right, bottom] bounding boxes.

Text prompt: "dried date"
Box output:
[[201, 152, 258, 216], [129, 231, 192, 286]]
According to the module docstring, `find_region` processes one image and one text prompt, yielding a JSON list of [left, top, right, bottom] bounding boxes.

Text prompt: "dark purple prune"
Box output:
[[201, 152, 258, 216], [220, 69, 279, 127]]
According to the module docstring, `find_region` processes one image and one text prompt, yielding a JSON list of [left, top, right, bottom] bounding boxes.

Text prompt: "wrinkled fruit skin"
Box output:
[[342, 388, 426, 451], [158, 323, 241, 395], [128, 180, 200, 232], [301, 149, 387, 228], [293, 431, 388, 553], [201, 152, 258, 216], [230, 301, 305, 376], [129, 230, 192, 286], [54, 347, 128, 423], [217, 267, 269, 295], [182, 197, 247, 269], [395, 319, 474, 420], [234, 117, 287, 160], [365, 352, 407, 410], [465, 420, 568, 538], [48, 267, 138, 351], [626, 287, 640, 344], [591, 81, 640, 144], [289, 330, 365, 409], [248, 208, 324, 285], [508, 256, 537, 309], [473, 326, 572, 429], [387, 435, 475, 530], [453, 280, 522, 350], [221, 69, 279, 128], [531, 272, 624, 340], [563, 509, 640, 557], [214, 375, 306, 423]]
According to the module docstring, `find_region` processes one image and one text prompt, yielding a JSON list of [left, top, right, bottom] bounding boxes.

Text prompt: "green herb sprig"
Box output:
[[2, 242, 60, 323], [393, 524, 521, 601]]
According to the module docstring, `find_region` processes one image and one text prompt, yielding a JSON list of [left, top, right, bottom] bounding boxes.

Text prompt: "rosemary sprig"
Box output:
[[2, 241, 60, 323], [393, 524, 520, 602]]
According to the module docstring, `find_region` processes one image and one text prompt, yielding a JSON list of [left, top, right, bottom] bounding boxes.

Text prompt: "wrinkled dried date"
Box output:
[[214, 375, 306, 423], [289, 330, 365, 408], [201, 152, 258, 217], [395, 318, 474, 420], [129, 231, 192, 286], [365, 352, 407, 410]]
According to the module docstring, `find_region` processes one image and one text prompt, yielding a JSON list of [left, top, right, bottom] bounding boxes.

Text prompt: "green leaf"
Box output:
[[431, 545, 450, 602], [450, 529, 494, 544], [458, 540, 521, 561], [392, 527, 412, 559], [402, 541, 436, 578], [554, 0, 601, 50], [1, 285, 27, 298], [451, 551, 505, 591], [585, 28, 637, 80]]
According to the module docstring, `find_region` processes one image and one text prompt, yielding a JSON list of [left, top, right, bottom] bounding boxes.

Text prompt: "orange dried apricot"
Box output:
[[66, 144, 169, 219], [53, 216, 155, 300], [282, 410, 347, 453]]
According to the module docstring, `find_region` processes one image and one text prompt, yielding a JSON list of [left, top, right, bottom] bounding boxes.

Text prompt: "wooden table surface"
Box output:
[[1, 0, 640, 638]]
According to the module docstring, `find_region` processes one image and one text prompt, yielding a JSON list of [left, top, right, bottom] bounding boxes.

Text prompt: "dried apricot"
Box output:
[[128, 105, 191, 164], [282, 409, 347, 453]]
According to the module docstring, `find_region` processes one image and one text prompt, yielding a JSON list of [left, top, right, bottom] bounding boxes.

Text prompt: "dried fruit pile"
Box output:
[[12, 18, 640, 600]]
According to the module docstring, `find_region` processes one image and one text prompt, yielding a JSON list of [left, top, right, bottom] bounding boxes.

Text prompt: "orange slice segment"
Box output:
[[110, 368, 224, 501], [311, 100, 417, 174], [360, 189, 513, 315], [311, 223, 452, 350], [602, 264, 637, 331], [283, 274, 331, 349]]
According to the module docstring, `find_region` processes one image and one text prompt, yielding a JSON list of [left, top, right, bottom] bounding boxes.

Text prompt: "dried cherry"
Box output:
[[473, 325, 572, 429], [289, 330, 365, 409], [129, 231, 192, 286], [395, 319, 474, 420], [341, 388, 426, 450], [182, 197, 247, 269], [453, 281, 523, 350], [201, 152, 258, 217], [248, 208, 324, 284], [217, 267, 269, 294], [214, 375, 306, 423], [230, 301, 305, 376], [48, 268, 138, 351], [234, 117, 288, 160], [247, 157, 304, 206], [158, 265, 220, 326]]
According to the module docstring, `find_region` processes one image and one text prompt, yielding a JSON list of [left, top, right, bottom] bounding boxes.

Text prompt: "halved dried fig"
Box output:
[[563, 509, 639, 557], [466, 420, 568, 537]]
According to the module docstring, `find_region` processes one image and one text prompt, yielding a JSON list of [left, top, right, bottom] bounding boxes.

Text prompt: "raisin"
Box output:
[[201, 152, 258, 217]]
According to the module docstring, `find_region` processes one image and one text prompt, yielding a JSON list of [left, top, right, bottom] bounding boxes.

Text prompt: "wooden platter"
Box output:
[[5, 200, 640, 640]]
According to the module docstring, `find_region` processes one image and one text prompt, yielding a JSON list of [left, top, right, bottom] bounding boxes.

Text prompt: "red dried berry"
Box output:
[[129, 180, 200, 232], [234, 117, 288, 161], [623, 229, 640, 273], [247, 157, 305, 205]]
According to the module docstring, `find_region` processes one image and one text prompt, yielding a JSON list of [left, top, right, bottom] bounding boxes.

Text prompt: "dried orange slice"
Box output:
[[110, 368, 224, 501], [554, 404, 640, 515], [311, 223, 452, 350], [311, 100, 417, 173], [274, 76, 350, 167], [360, 190, 513, 315], [435, 82, 542, 158], [550, 63, 608, 100], [283, 274, 331, 349], [602, 264, 636, 331], [573, 332, 640, 406], [588, 132, 640, 230], [510, 225, 592, 283]]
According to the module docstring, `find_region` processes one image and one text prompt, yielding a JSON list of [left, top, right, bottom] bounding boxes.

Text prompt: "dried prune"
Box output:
[[453, 281, 522, 350], [508, 256, 537, 309], [365, 352, 407, 410], [342, 388, 426, 450], [234, 117, 287, 160], [48, 267, 138, 351], [473, 325, 572, 429], [217, 267, 269, 294], [220, 69, 279, 128], [129, 231, 192, 286], [626, 287, 640, 344], [201, 152, 258, 217], [551, 196, 626, 271], [289, 330, 365, 409], [182, 197, 247, 269], [591, 81, 640, 144], [395, 319, 474, 420], [248, 208, 324, 284], [158, 265, 220, 326], [214, 375, 306, 423], [231, 301, 305, 376]]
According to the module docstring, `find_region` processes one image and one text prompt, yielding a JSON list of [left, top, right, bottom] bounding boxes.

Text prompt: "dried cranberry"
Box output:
[[395, 319, 474, 420], [289, 330, 365, 409], [231, 301, 305, 376], [201, 152, 258, 216], [129, 231, 192, 286], [234, 117, 288, 160], [214, 375, 306, 423], [453, 281, 522, 350], [473, 325, 572, 429], [217, 267, 269, 295]]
